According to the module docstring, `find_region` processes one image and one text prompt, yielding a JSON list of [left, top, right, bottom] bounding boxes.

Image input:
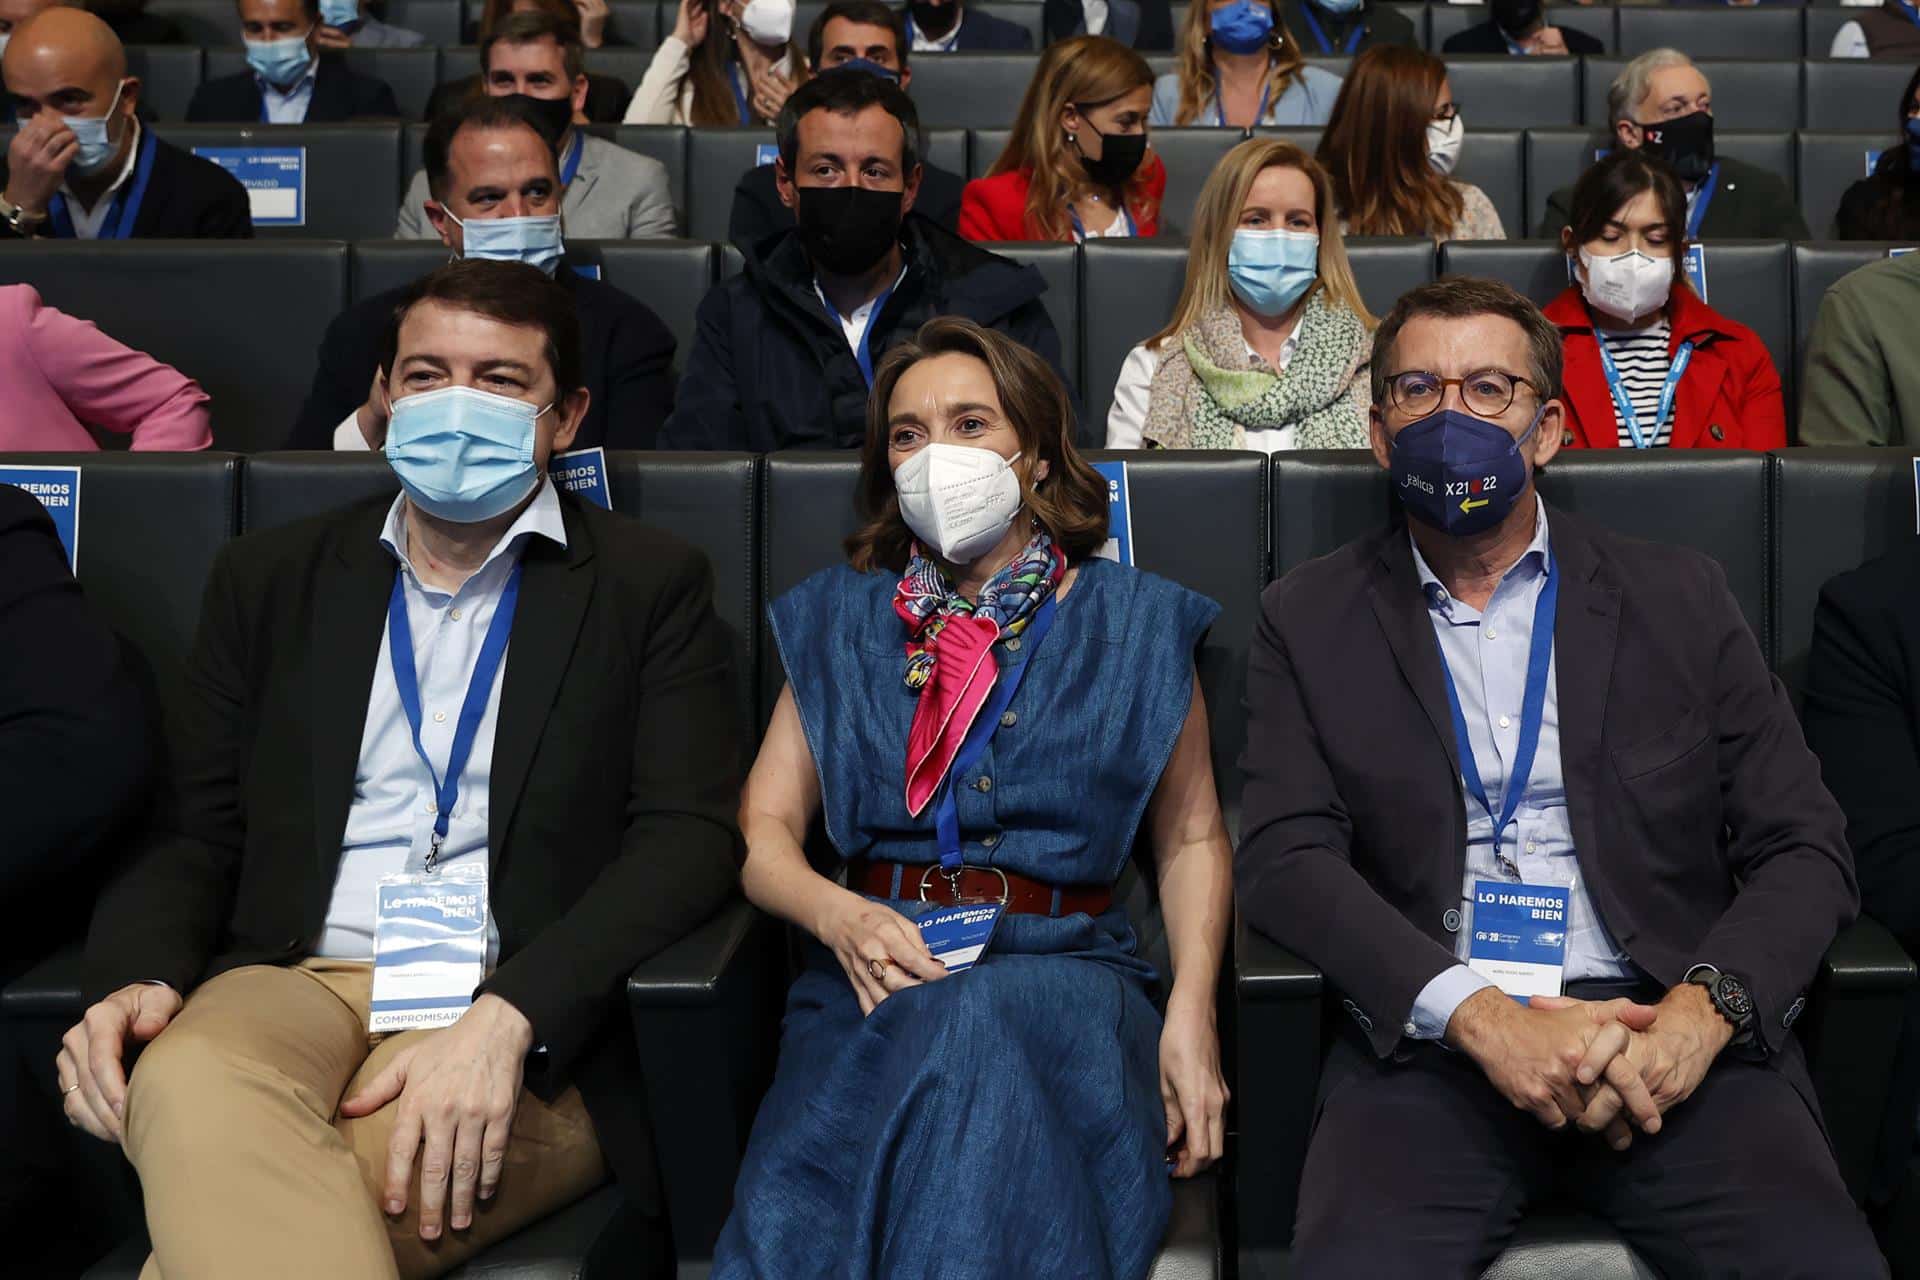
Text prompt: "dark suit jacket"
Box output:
[[1543, 154, 1811, 241], [1440, 19, 1603, 54], [1280, 0, 1417, 54], [288, 266, 675, 448], [422, 72, 632, 124], [1042, 0, 1173, 48], [185, 53, 402, 123], [1236, 503, 1856, 1090], [900, 4, 1033, 49], [84, 491, 743, 1211], [0, 134, 253, 240], [726, 158, 966, 249]]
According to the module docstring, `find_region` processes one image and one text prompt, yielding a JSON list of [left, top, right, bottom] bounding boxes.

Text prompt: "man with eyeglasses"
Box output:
[[1234, 278, 1883, 1276]]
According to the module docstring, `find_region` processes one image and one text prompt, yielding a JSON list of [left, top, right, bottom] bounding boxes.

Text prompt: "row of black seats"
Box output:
[[2, 237, 1909, 450], [0, 446, 1913, 1279]]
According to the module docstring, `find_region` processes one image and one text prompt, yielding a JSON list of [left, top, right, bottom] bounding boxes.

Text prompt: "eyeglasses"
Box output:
[[1387, 369, 1537, 420], [1432, 103, 1459, 123]]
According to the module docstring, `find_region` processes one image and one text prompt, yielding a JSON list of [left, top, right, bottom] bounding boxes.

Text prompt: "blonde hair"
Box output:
[[1170, 0, 1306, 127], [985, 35, 1158, 242], [1149, 138, 1373, 349]]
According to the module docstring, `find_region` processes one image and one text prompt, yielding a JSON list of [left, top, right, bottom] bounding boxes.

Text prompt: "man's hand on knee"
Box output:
[[339, 993, 536, 1241], [1446, 988, 1659, 1139], [56, 983, 183, 1144]]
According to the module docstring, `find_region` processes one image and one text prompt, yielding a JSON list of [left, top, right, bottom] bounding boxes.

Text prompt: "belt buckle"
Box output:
[[918, 864, 1010, 906]]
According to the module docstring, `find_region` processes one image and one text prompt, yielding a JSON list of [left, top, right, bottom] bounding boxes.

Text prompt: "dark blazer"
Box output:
[[1042, 0, 1174, 48], [899, 3, 1033, 49], [1280, 0, 1417, 54], [288, 266, 676, 448], [84, 491, 743, 1211], [0, 133, 254, 240], [727, 158, 966, 248], [185, 53, 402, 123], [1440, 18, 1603, 54], [1543, 154, 1811, 241], [422, 72, 632, 124], [1236, 503, 1856, 1095]]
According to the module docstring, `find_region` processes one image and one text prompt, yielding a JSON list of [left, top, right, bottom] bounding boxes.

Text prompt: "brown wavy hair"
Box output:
[[1315, 45, 1464, 238], [685, 2, 811, 126], [984, 35, 1159, 243], [1169, 0, 1306, 127], [847, 318, 1109, 574]]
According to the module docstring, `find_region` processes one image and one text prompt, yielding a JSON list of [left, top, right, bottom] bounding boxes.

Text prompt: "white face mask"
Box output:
[[893, 443, 1026, 566], [1578, 246, 1673, 323], [738, 0, 795, 44], [1425, 114, 1464, 177]]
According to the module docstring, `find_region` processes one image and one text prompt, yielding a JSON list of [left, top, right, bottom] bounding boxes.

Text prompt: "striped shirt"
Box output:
[[1598, 317, 1675, 448]]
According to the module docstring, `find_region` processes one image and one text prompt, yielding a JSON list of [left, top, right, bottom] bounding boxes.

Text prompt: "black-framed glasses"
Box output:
[[1431, 103, 1459, 123], [1387, 369, 1536, 420]]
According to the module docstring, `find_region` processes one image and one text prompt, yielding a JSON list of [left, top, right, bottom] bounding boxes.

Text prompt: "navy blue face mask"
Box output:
[[1389, 407, 1540, 537], [832, 57, 900, 82]]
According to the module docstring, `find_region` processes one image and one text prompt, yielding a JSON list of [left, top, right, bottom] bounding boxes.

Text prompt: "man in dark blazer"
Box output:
[[897, 0, 1030, 51], [1236, 276, 1883, 1278], [1279, 0, 1415, 56], [186, 0, 401, 123], [55, 259, 742, 1278], [0, 8, 252, 238], [290, 95, 676, 448], [1041, 0, 1173, 49], [1441, 0, 1601, 55]]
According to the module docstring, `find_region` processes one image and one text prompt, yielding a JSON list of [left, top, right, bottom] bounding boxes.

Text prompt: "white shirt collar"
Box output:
[[380, 477, 569, 591], [1410, 494, 1551, 612], [813, 263, 909, 352]]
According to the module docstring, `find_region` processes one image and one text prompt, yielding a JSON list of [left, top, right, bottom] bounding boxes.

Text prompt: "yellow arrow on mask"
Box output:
[[1460, 496, 1489, 514]]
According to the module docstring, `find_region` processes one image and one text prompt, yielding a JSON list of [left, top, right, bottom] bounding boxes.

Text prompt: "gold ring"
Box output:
[[61, 1083, 81, 1096], [867, 958, 889, 982]]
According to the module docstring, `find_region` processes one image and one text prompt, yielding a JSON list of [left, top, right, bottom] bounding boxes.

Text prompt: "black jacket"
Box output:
[[1835, 150, 1920, 241], [1543, 154, 1811, 241], [0, 132, 253, 240], [727, 160, 967, 249], [422, 72, 632, 124], [289, 265, 676, 448], [1440, 19, 1603, 55], [662, 215, 1077, 451], [1279, 0, 1417, 55], [898, 3, 1033, 49], [83, 492, 742, 1213], [1042, 0, 1173, 48], [186, 53, 402, 123]]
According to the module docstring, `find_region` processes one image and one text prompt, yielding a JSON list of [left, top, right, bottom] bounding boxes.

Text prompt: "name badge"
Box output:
[[754, 143, 780, 168], [0, 464, 81, 570], [192, 146, 306, 226], [1467, 879, 1568, 1003], [550, 445, 612, 509], [1091, 459, 1135, 568], [917, 903, 1004, 972], [1682, 244, 1708, 304], [369, 869, 488, 1032]]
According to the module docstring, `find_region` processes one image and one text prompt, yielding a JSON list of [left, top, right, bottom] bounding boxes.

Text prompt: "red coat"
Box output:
[[958, 158, 1166, 242], [1543, 284, 1786, 450]]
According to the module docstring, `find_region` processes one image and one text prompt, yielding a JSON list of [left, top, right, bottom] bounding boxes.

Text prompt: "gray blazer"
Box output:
[[395, 132, 678, 240]]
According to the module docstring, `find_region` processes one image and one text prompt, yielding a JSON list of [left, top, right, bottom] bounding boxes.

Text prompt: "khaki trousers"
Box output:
[[122, 959, 607, 1280]]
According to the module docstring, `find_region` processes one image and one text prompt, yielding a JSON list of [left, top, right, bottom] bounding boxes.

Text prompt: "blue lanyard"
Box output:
[[1435, 561, 1558, 876], [819, 281, 896, 386], [903, 12, 961, 50], [49, 125, 156, 241], [932, 596, 1058, 872], [1297, 3, 1363, 54], [1595, 336, 1694, 449], [728, 61, 752, 124], [1684, 162, 1719, 240], [559, 130, 583, 185], [1899, 0, 1920, 28], [1213, 73, 1271, 128], [386, 563, 522, 871]]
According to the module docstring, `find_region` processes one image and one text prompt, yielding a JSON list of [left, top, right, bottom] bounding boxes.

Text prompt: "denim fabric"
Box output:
[[713, 557, 1219, 1279]]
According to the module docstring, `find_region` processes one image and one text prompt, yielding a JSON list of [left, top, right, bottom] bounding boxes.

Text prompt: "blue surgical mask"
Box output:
[[1905, 115, 1920, 167], [384, 385, 550, 523], [1389, 407, 1540, 537], [1315, 0, 1363, 14], [1227, 227, 1319, 317], [832, 57, 900, 82], [319, 0, 359, 26], [1208, 0, 1274, 54], [448, 210, 566, 277], [63, 80, 128, 176], [245, 30, 314, 92]]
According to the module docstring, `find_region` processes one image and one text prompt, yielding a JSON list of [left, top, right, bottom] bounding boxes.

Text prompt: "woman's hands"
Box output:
[[813, 886, 948, 1015], [1159, 985, 1228, 1178], [671, 0, 708, 47]]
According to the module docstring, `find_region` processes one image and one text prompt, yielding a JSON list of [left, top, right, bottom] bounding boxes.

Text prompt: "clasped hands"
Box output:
[[1446, 982, 1735, 1150]]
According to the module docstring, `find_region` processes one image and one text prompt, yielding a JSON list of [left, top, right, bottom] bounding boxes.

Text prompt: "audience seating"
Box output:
[[143, 0, 240, 45], [1616, 6, 1806, 60], [1790, 243, 1920, 414], [1581, 56, 1801, 133], [1455, 127, 1526, 239], [1344, 237, 1440, 325], [458, 0, 658, 46], [124, 45, 204, 124], [907, 53, 1058, 128], [609, 125, 694, 230], [1523, 129, 1794, 237], [1801, 6, 1860, 61], [1803, 59, 1918, 132], [1444, 55, 1580, 131], [1427, 4, 1619, 54], [1796, 132, 1892, 239], [210, 46, 443, 121], [152, 121, 404, 241], [388, 0, 464, 48]]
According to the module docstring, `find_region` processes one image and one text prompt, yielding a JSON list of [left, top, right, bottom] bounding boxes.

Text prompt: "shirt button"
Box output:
[[1000, 711, 1018, 729], [1404, 1021, 1419, 1036], [1525, 840, 1537, 853], [974, 777, 993, 793], [450, 607, 463, 621], [1498, 715, 1512, 729], [1485, 628, 1498, 640], [982, 834, 1000, 848], [433, 711, 446, 723], [1005, 637, 1022, 652], [426, 802, 437, 813]]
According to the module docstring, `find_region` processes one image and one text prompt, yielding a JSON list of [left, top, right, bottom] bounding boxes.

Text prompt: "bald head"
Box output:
[[3, 7, 136, 138]]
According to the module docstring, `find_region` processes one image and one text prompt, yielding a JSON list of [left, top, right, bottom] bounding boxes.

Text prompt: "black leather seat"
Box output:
[[1124, 127, 1245, 232], [1079, 239, 1189, 438], [124, 45, 204, 123], [152, 122, 404, 241], [1790, 243, 1918, 414], [1795, 132, 1892, 239], [1445, 55, 1579, 129], [987, 241, 1082, 391], [909, 54, 1048, 128], [1615, 7, 1806, 59], [1582, 57, 1801, 133], [388, 0, 463, 47], [606, 125, 689, 230], [685, 128, 779, 242], [1803, 8, 1859, 63], [203, 46, 441, 121], [0, 241, 349, 453], [1804, 58, 1918, 131], [1427, 4, 1617, 53], [142, 0, 240, 44], [1346, 236, 1439, 321]]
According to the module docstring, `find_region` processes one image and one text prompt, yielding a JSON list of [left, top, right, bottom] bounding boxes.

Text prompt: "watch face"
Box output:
[[1717, 975, 1754, 1020]]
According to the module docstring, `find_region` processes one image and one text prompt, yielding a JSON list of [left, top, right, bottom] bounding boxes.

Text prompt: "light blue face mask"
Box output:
[[1227, 227, 1320, 317], [245, 29, 315, 92], [447, 210, 566, 277], [64, 80, 128, 176], [384, 385, 550, 523], [319, 0, 360, 26]]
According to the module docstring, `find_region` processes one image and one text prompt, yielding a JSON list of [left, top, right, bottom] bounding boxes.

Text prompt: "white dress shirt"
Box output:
[[61, 119, 142, 240], [814, 265, 909, 355], [1105, 330, 1300, 450], [258, 65, 319, 123]]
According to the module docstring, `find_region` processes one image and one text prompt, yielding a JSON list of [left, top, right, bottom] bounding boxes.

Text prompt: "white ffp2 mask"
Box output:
[[739, 0, 795, 44], [1426, 115, 1464, 176], [1577, 246, 1673, 323], [892, 444, 1025, 566]]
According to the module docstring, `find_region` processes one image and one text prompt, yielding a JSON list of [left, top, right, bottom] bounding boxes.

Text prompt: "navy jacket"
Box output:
[[187, 52, 401, 123], [897, 3, 1033, 49]]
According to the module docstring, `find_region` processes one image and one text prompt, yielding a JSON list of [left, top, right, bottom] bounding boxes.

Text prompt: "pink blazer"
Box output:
[[0, 285, 212, 452]]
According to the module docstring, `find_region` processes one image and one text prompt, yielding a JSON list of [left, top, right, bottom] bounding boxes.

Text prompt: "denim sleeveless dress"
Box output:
[[711, 556, 1220, 1280]]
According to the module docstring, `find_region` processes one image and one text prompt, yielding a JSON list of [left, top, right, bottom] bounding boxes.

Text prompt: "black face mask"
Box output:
[[1638, 109, 1715, 186], [506, 93, 574, 150], [1074, 122, 1148, 189], [795, 185, 904, 275], [909, 0, 959, 36]]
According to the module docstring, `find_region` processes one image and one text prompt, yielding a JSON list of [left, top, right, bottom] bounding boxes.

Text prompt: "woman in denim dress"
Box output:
[[711, 317, 1234, 1279]]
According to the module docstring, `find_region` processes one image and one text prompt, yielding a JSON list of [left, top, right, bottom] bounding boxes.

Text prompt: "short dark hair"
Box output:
[[806, 1, 908, 72], [482, 10, 586, 83], [775, 66, 923, 175], [1564, 148, 1690, 285], [1371, 278, 1564, 404], [379, 259, 584, 396], [423, 94, 558, 203]]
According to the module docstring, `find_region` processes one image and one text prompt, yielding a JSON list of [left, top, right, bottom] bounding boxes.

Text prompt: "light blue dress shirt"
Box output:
[[314, 482, 567, 962], [1147, 65, 1343, 127], [257, 65, 319, 123], [1403, 499, 1633, 1041]]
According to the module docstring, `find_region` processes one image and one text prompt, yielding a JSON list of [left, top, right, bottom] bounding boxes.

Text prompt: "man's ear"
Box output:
[[570, 74, 589, 122], [898, 64, 912, 90], [120, 77, 142, 118], [901, 161, 922, 216], [1531, 400, 1566, 465], [1613, 118, 1640, 152], [552, 387, 590, 453], [424, 199, 457, 252], [775, 155, 796, 209], [1368, 405, 1392, 473]]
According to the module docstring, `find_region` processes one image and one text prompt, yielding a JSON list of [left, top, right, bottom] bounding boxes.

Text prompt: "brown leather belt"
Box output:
[[849, 859, 1113, 918]]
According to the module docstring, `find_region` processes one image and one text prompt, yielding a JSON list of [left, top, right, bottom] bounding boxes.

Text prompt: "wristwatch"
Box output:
[[0, 192, 47, 237], [1684, 963, 1757, 1048]]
